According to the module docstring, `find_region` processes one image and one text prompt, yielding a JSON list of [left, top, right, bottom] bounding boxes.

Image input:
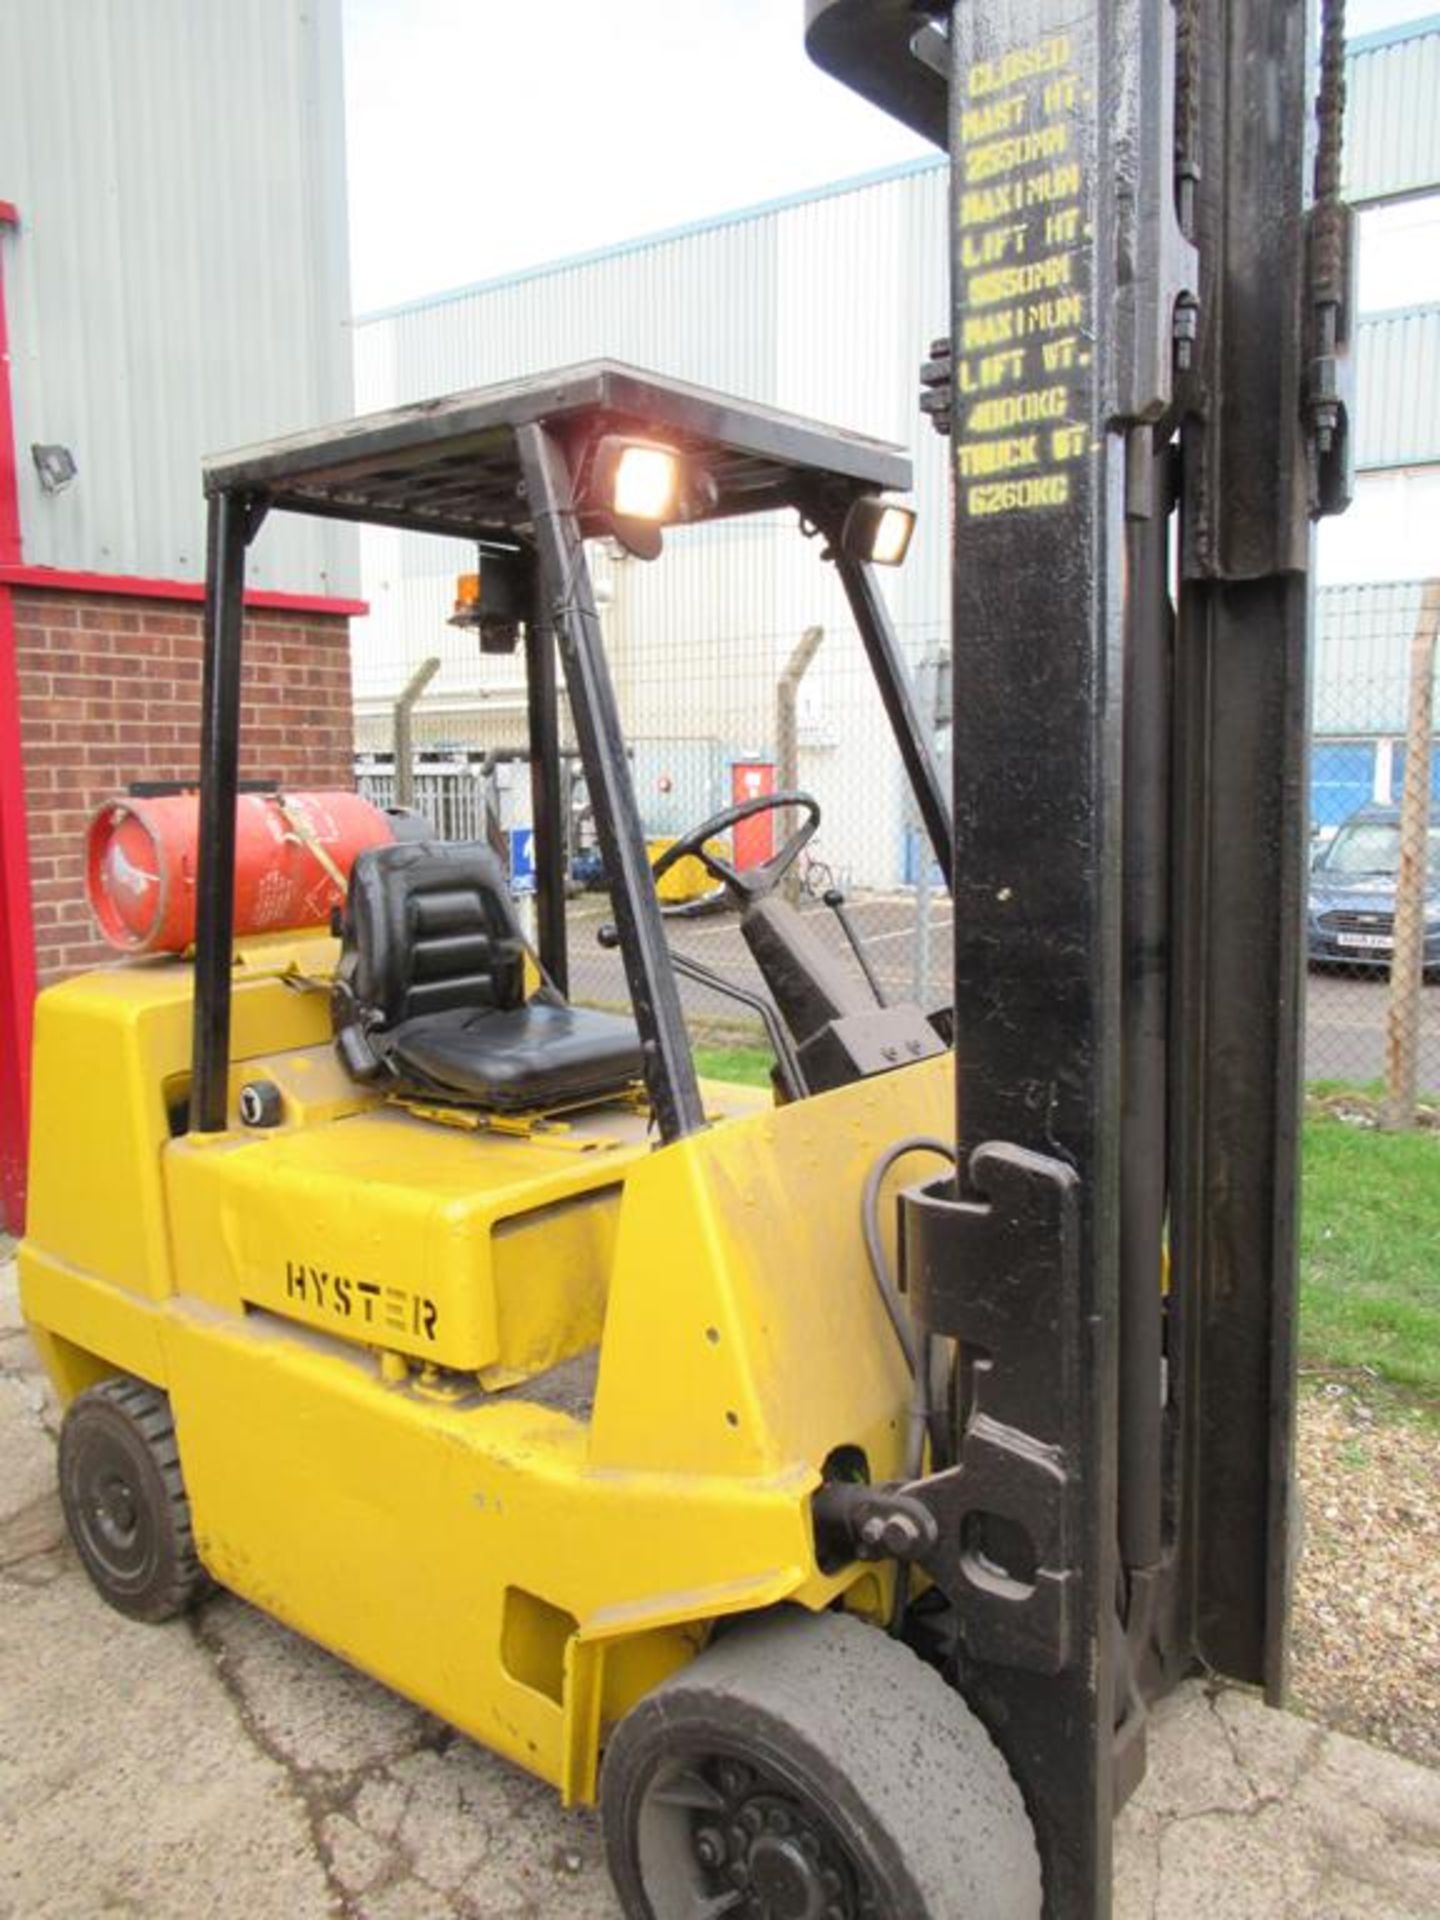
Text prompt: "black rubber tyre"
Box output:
[[601, 1608, 1042, 1920], [58, 1376, 207, 1623]]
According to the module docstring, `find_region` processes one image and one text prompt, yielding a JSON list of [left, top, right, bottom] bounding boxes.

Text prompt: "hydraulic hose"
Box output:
[[860, 1133, 957, 1637], [859, 1134, 956, 1473]]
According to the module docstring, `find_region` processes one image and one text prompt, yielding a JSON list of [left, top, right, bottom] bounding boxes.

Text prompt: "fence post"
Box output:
[[776, 626, 823, 903], [1383, 580, 1440, 1130], [392, 656, 441, 809], [908, 648, 940, 1004]]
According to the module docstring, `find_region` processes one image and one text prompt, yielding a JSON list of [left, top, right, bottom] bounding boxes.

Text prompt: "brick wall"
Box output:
[[13, 588, 354, 982]]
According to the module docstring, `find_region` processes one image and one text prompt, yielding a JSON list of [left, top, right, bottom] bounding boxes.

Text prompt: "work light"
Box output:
[[611, 444, 681, 521], [842, 495, 916, 566], [586, 435, 692, 559]]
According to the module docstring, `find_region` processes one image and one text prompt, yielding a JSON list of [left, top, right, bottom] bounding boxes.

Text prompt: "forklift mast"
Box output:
[[807, 3, 1350, 1916]]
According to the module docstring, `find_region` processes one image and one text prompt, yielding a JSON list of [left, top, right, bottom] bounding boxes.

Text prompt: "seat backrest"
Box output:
[[335, 840, 526, 1036]]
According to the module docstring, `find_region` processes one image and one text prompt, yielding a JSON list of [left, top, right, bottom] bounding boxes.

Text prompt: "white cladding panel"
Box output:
[[0, 0, 356, 595], [351, 17, 1440, 879], [1317, 467, 1440, 586], [351, 159, 951, 675], [1345, 20, 1440, 207], [1355, 305, 1440, 470]]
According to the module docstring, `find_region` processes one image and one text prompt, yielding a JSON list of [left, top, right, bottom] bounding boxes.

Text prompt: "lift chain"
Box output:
[[1173, 0, 1202, 238], [1311, 0, 1348, 308], [1305, 0, 1355, 514]]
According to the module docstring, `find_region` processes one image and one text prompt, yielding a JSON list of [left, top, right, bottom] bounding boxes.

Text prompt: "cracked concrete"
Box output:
[[3, 1256, 1438, 1919]]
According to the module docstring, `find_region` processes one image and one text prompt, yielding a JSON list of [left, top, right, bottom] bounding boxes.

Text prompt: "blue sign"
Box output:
[[508, 826, 536, 895]]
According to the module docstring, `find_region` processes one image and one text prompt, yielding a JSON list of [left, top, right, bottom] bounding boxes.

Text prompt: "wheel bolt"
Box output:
[[694, 1828, 725, 1869], [741, 1804, 766, 1836], [767, 1807, 792, 1834]]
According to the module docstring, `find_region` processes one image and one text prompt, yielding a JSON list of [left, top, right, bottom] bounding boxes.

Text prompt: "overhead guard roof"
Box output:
[[203, 360, 912, 541], [803, 0, 949, 150]]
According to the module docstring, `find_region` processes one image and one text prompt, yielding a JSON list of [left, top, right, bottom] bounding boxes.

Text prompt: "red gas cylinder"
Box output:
[[86, 790, 396, 955]]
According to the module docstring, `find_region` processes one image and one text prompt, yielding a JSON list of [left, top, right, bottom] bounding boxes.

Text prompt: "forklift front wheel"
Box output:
[[601, 1608, 1041, 1920], [58, 1377, 208, 1624]]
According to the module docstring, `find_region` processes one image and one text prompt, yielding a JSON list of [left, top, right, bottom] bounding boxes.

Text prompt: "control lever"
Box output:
[[820, 888, 888, 1007]]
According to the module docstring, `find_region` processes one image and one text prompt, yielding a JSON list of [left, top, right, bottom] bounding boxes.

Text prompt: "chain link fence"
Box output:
[[354, 565, 1440, 1119], [356, 538, 954, 1044], [1309, 581, 1440, 1112]]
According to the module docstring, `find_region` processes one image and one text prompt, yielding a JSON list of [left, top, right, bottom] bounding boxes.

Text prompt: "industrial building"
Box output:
[[349, 15, 1440, 869], [0, 0, 360, 1228]]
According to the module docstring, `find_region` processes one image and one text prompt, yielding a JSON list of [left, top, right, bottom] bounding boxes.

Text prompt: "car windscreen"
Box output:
[[1321, 821, 1440, 880]]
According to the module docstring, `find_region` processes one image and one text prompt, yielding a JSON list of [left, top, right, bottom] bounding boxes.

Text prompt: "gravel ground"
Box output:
[[1291, 1380, 1440, 1770]]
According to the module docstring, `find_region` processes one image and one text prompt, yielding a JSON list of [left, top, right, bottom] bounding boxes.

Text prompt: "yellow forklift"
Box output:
[[21, 0, 1352, 1912], [23, 364, 1030, 1916]]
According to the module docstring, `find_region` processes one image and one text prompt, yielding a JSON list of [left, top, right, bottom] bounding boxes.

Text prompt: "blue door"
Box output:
[[1311, 741, 1374, 828]]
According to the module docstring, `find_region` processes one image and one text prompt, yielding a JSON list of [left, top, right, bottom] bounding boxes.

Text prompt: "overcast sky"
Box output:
[[342, 0, 930, 314], [343, 0, 1439, 317]]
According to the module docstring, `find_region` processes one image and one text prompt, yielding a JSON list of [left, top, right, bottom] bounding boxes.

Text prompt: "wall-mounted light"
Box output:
[[32, 443, 77, 494]]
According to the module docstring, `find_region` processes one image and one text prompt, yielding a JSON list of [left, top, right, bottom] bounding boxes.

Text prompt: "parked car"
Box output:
[[1307, 803, 1440, 976]]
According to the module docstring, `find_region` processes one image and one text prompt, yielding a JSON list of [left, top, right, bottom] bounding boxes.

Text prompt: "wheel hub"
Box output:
[[95, 1473, 139, 1546], [685, 1765, 877, 1920], [748, 1832, 826, 1918], [72, 1439, 153, 1584]]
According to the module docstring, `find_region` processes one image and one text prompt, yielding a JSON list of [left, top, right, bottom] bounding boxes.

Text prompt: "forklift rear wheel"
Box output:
[[601, 1608, 1041, 1920], [58, 1376, 207, 1623]]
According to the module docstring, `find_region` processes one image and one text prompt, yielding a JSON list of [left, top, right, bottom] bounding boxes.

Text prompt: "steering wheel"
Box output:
[[650, 790, 821, 906]]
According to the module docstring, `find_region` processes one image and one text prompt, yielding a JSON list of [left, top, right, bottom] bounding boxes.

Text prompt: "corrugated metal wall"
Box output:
[[0, 0, 356, 596], [352, 6, 1440, 703], [1356, 306, 1440, 469], [352, 158, 950, 692], [350, 23, 1439, 884], [1345, 17, 1440, 206]]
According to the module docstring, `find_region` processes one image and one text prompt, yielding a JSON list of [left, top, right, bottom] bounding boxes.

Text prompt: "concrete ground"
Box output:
[[561, 895, 1440, 1093], [3, 1258, 1439, 1920]]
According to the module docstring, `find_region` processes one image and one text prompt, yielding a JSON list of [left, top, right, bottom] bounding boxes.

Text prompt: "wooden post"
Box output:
[[1383, 580, 1440, 1130]]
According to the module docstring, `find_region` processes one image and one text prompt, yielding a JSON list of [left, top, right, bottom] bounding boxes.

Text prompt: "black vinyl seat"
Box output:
[[331, 841, 643, 1112]]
